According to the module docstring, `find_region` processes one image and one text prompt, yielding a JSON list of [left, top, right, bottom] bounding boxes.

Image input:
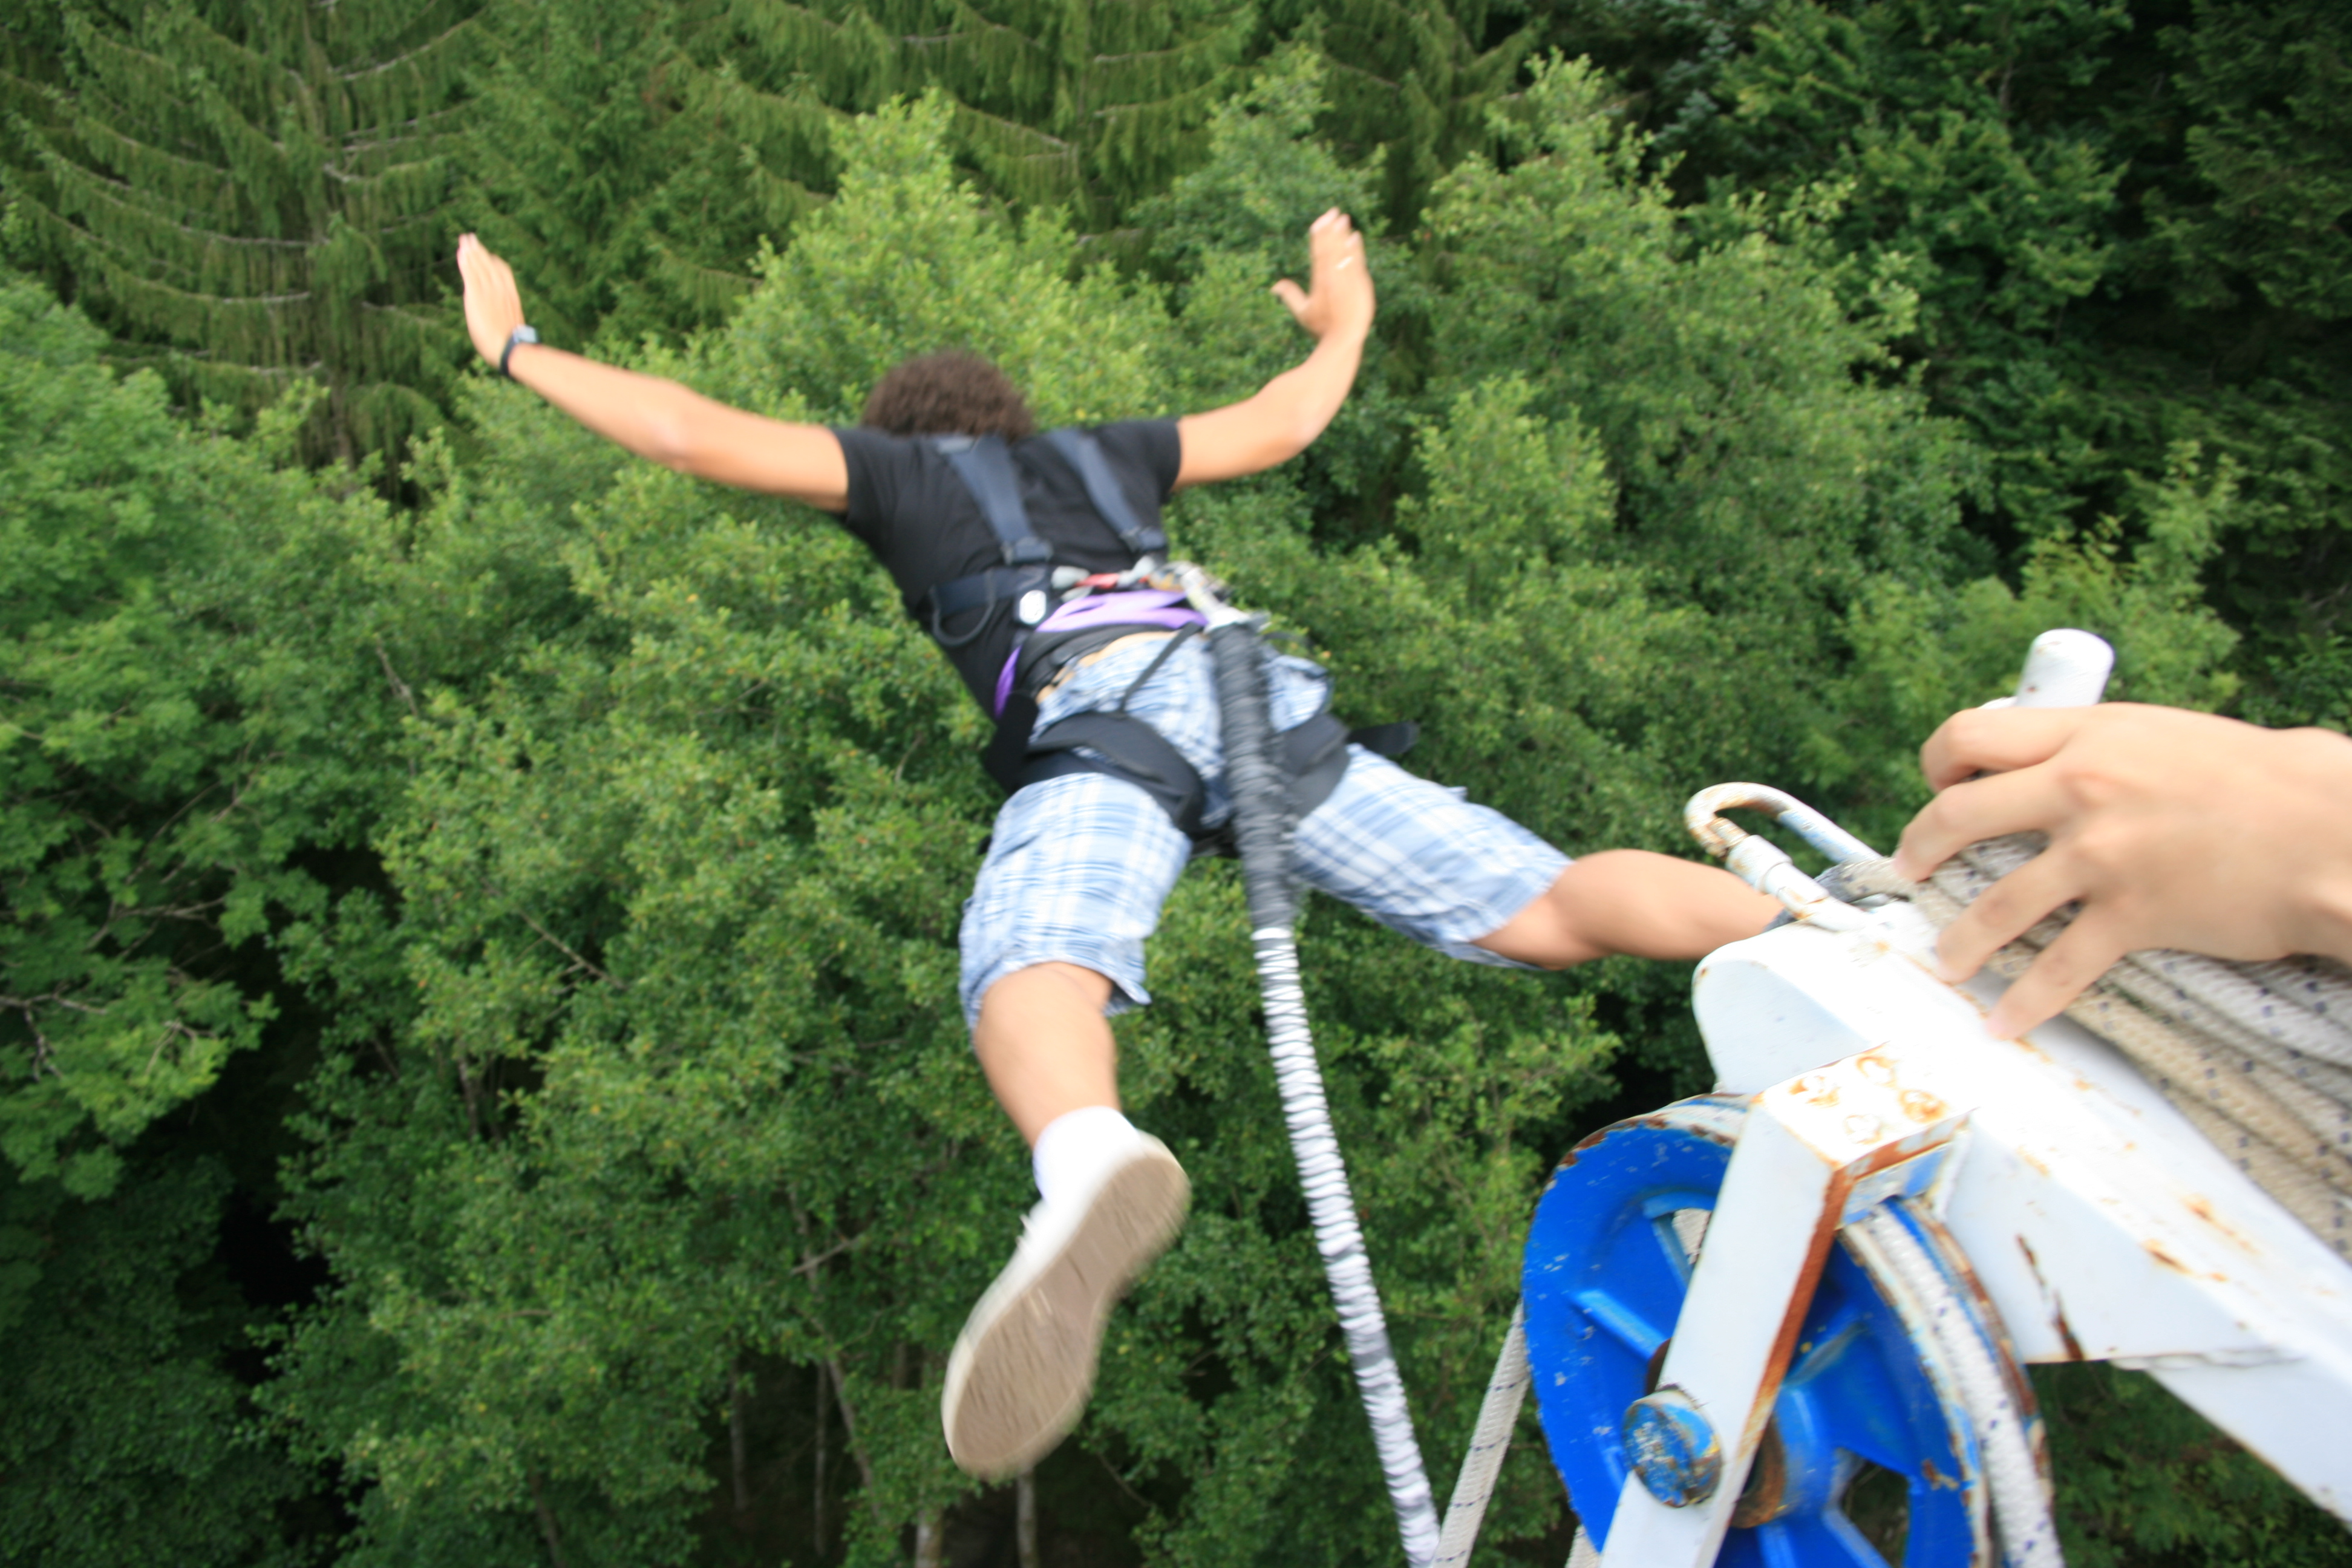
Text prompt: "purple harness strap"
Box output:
[[992, 589, 1209, 717]]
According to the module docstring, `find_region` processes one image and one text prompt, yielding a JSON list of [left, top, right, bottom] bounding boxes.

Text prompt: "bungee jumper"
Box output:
[[454, 212, 1779, 1490]]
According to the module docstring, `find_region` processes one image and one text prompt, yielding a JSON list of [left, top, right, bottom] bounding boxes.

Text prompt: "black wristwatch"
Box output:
[[498, 324, 539, 379]]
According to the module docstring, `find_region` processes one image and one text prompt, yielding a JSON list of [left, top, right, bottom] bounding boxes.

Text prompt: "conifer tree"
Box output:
[[459, 0, 831, 350], [8, 0, 482, 465], [1299, 0, 1541, 227], [706, 0, 1253, 227]]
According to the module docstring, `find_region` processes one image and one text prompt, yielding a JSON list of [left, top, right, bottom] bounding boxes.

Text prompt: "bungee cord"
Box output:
[[1178, 565, 1444, 1568]]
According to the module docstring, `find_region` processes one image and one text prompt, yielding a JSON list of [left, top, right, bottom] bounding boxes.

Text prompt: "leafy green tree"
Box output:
[[5, 0, 482, 462], [2035, 1362, 2352, 1568], [1276, 0, 1540, 229], [1716, 0, 2131, 540], [1711, 0, 2352, 730], [0, 276, 394, 1557], [0, 1157, 312, 1566], [0, 276, 391, 1198], [2129, 0, 2352, 730]]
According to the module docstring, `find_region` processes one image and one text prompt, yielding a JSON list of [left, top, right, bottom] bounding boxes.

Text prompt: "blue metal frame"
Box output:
[[1523, 1097, 1985, 1567]]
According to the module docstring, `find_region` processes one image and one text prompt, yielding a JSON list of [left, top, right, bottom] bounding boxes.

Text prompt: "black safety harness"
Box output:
[[921, 430, 1414, 846]]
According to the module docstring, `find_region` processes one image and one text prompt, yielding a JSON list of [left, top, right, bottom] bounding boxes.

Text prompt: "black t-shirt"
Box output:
[[828, 420, 1184, 711]]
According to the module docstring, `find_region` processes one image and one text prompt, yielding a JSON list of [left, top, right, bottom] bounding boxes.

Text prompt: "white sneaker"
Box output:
[[941, 1134, 1189, 1478]]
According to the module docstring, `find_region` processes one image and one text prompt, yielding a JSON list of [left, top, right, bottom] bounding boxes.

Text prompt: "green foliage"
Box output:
[[0, 1158, 311, 1567], [456, 0, 788, 350], [0, 277, 390, 1197], [707, 0, 1253, 229], [1825, 440, 2241, 846], [2, 10, 2346, 1565], [5, 0, 482, 463], [1717, 0, 2130, 537], [1284, 0, 1541, 229], [2036, 1362, 2352, 1568], [1710, 0, 2352, 728]]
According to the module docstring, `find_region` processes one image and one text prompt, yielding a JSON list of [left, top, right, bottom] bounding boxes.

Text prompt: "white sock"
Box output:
[[1032, 1106, 1139, 1208]]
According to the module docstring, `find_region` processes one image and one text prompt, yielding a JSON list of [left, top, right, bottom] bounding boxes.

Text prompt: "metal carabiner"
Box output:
[[1684, 783, 1886, 933]]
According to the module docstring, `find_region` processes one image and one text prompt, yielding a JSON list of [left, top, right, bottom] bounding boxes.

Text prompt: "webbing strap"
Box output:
[[1020, 711, 1209, 841], [991, 705, 1417, 848], [1045, 427, 1166, 557], [932, 436, 1052, 567]]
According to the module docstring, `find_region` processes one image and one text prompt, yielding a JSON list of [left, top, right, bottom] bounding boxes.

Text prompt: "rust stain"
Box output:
[[1855, 1051, 1898, 1086], [1900, 1086, 1950, 1123], [2015, 1236, 2085, 1359], [2052, 1302, 2088, 1362], [1920, 1457, 1956, 1489], [2175, 1192, 2261, 1258], [2142, 1236, 2231, 1282]]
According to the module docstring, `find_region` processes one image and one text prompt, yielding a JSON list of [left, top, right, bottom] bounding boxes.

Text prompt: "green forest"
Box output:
[[2, 0, 2347, 1563]]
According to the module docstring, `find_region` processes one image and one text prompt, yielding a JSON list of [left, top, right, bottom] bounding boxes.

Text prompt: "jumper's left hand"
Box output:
[[1270, 209, 1374, 345], [456, 232, 527, 369]]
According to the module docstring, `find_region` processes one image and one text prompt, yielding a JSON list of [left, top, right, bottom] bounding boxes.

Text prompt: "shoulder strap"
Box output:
[[1044, 427, 1167, 557], [933, 435, 1051, 566]]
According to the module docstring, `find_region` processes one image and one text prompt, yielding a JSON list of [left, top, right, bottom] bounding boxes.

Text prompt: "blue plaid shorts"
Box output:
[[958, 635, 1572, 1024]]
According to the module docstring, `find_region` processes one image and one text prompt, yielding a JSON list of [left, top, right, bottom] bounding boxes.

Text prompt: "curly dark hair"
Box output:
[[860, 351, 1037, 441]]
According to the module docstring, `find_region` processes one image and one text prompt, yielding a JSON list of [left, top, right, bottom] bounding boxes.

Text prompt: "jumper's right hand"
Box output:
[[1271, 209, 1374, 345], [456, 233, 527, 369]]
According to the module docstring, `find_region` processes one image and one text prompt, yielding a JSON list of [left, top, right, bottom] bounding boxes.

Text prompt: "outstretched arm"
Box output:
[[1891, 703, 2352, 1035], [1174, 209, 1375, 489], [456, 234, 848, 511]]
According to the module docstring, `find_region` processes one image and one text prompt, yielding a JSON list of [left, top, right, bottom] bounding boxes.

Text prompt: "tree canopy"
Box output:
[[2, 4, 2347, 1565]]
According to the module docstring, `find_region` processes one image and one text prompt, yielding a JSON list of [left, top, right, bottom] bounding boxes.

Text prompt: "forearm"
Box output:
[[1252, 327, 1367, 455], [1174, 210, 1374, 488], [457, 232, 846, 505], [504, 342, 706, 469], [1173, 327, 1367, 487]]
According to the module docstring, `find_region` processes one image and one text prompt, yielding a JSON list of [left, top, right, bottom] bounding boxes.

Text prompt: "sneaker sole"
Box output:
[[941, 1144, 1189, 1478]]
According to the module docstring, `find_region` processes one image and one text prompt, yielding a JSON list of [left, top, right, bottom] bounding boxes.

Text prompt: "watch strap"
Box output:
[[498, 324, 539, 379]]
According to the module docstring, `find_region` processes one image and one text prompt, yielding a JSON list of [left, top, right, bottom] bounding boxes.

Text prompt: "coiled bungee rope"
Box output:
[[1861, 841, 2352, 1256]]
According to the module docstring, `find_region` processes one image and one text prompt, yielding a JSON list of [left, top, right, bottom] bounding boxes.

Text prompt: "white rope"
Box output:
[[1432, 1303, 1531, 1568], [1855, 837, 2352, 1256], [1847, 1206, 2062, 1568], [1254, 927, 1443, 1567]]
